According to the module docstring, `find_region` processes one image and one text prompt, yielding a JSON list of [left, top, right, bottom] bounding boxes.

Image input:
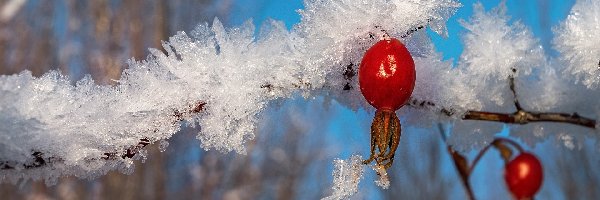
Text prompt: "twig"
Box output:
[[466, 138, 523, 175], [439, 124, 475, 200], [464, 69, 596, 128], [448, 146, 475, 200], [508, 68, 522, 111], [462, 110, 595, 128], [399, 19, 432, 38], [0, 102, 206, 170], [407, 70, 597, 129]]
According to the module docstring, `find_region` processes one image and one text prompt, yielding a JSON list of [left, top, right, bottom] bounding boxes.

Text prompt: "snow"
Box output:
[[322, 155, 364, 200], [554, 0, 600, 88], [457, 3, 546, 110], [0, 0, 462, 184], [0, 0, 599, 192]]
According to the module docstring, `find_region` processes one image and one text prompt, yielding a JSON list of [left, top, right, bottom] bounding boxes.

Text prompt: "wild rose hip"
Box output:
[[504, 152, 543, 199], [359, 38, 415, 168], [359, 38, 416, 111]]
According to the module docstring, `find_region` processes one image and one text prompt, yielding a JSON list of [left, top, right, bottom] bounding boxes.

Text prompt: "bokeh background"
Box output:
[[0, 0, 598, 199]]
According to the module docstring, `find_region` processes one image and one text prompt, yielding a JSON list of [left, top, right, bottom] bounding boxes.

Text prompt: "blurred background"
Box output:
[[0, 0, 598, 199]]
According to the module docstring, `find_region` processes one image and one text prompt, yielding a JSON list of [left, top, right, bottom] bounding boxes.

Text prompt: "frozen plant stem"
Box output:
[[0, 102, 206, 170], [463, 70, 596, 128], [410, 69, 597, 129]]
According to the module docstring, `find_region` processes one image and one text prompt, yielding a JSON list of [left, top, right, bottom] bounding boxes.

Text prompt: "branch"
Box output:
[[463, 110, 596, 128], [408, 70, 597, 129], [0, 102, 206, 170], [464, 70, 596, 128]]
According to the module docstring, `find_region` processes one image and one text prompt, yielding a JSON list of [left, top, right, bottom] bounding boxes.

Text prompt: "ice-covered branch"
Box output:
[[462, 72, 596, 128], [463, 110, 595, 129], [0, 0, 461, 184], [1, 0, 599, 189]]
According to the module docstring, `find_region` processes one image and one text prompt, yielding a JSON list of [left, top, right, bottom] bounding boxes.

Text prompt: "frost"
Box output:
[[554, 0, 600, 88], [0, 0, 599, 188], [0, 0, 461, 184], [558, 133, 576, 150], [372, 164, 390, 189], [158, 140, 169, 152], [458, 2, 546, 109], [322, 155, 364, 200]]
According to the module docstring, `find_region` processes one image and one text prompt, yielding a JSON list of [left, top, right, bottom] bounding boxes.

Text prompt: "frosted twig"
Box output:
[[408, 70, 597, 130], [462, 110, 595, 128], [0, 102, 206, 170], [463, 74, 596, 128], [399, 18, 432, 38]]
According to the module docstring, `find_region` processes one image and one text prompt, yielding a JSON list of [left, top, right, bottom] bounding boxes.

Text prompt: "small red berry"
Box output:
[[504, 152, 543, 199], [359, 38, 415, 111]]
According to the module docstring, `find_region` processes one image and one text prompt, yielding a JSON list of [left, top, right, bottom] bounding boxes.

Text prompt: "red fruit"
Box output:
[[359, 38, 415, 111], [504, 152, 543, 199]]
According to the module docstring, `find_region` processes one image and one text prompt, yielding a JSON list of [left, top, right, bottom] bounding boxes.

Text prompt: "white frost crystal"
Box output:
[[554, 0, 600, 88], [458, 3, 545, 110], [372, 164, 390, 189], [322, 155, 364, 200]]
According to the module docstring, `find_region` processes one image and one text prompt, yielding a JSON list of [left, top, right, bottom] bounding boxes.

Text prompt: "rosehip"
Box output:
[[359, 38, 415, 111], [504, 152, 543, 199], [359, 38, 415, 169]]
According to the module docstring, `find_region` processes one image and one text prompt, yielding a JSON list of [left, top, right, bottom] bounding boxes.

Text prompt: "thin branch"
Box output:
[[447, 146, 475, 200], [508, 68, 523, 111], [466, 138, 523, 175], [408, 68, 597, 129], [399, 19, 432, 38], [466, 143, 494, 176], [463, 110, 596, 128], [439, 124, 475, 200], [0, 101, 206, 170]]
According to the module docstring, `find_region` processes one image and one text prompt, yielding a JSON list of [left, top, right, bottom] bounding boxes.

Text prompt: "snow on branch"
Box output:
[[401, 1, 600, 152], [1, 0, 599, 190], [0, 0, 461, 184]]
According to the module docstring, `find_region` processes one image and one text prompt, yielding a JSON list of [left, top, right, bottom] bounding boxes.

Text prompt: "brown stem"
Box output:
[[408, 69, 597, 129], [494, 138, 524, 153], [463, 110, 596, 128], [466, 143, 495, 176], [508, 69, 523, 111], [447, 146, 476, 200], [466, 138, 523, 175], [439, 125, 475, 200]]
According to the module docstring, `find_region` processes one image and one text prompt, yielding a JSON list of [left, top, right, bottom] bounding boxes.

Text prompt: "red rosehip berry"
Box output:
[[504, 152, 543, 199], [359, 38, 415, 111], [359, 37, 415, 169]]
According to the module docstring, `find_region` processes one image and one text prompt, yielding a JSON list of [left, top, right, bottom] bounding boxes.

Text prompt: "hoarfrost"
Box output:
[[554, 0, 600, 88], [372, 164, 390, 189], [0, 0, 461, 184], [458, 2, 545, 110], [0, 0, 599, 188], [322, 155, 364, 200]]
